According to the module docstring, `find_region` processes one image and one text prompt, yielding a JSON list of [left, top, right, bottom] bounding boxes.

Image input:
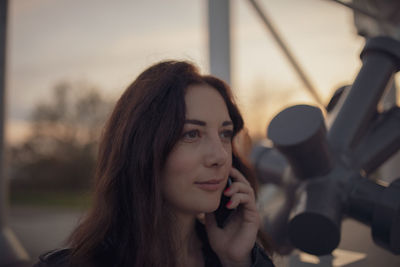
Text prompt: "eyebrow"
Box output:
[[184, 119, 233, 127]]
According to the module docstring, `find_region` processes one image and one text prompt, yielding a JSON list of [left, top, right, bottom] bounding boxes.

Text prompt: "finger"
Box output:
[[226, 193, 259, 225], [226, 193, 254, 209], [229, 168, 251, 186], [224, 182, 255, 199]]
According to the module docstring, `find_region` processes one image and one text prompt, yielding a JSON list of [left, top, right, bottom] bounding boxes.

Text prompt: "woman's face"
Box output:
[[162, 84, 233, 215]]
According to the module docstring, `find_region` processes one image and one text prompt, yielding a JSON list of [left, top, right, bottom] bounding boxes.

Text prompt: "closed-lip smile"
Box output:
[[195, 179, 225, 191]]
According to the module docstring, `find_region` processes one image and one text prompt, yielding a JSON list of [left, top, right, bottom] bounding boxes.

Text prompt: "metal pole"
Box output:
[[247, 0, 323, 105], [208, 0, 231, 85], [0, 0, 7, 230], [0, 0, 30, 265], [329, 0, 385, 23], [353, 107, 400, 174], [328, 37, 399, 151]]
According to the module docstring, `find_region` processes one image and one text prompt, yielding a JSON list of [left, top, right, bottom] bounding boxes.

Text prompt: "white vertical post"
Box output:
[[0, 0, 7, 230], [207, 0, 231, 85], [0, 0, 30, 265]]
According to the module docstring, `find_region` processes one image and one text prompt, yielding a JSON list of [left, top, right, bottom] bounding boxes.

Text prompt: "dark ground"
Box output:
[[7, 205, 400, 267]]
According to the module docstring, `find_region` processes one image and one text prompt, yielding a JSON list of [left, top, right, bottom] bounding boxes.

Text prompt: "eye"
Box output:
[[220, 129, 234, 141], [182, 129, 201, 142]]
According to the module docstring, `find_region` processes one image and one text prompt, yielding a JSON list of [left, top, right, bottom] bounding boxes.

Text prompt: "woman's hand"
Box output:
[[205, 168, 260, 267]]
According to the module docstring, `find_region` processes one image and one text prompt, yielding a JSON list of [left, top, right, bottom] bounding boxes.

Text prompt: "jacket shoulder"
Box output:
[[33, 248, 71, 267], [251, 243, 275, 267]]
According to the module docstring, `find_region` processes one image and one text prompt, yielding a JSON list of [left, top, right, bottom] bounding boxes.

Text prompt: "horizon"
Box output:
[[5, 0, 398, 144]]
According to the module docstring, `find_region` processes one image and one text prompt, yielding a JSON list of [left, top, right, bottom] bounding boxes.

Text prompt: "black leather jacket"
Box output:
[[33, 222, 274, 267]]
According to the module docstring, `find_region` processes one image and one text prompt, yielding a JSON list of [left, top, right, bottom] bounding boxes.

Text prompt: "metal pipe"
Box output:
[[0, 0, 7, 230], [353, 107, 400, 174], [259, 37, 400, 256], [0, 0, 30, 265], [372, 178, 400, 254], [268, 105, 334, 179], [247, 0, 323, 105], [250, 143, 288, 185], [328, 37, 400, 151], [347, 175, 385, 225], [328, 0, 385, 23], [208, 0, 231, 84], [288, 173, 344, 255]]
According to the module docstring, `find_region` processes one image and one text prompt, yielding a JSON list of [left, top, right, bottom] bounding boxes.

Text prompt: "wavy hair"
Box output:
[[68, 60, 270, 266]]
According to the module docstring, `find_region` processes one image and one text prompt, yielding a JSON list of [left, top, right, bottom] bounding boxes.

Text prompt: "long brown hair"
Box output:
[[68, 60, 270, 266]]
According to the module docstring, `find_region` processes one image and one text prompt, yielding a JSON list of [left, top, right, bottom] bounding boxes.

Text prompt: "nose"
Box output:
[[204, 135, 229, 167]]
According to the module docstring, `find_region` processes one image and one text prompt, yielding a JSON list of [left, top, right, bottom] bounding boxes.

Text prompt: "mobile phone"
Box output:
[[214, 177, 235, 228]]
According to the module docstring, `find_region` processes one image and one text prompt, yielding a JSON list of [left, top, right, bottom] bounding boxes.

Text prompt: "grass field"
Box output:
[[10, 190, 92, 209]]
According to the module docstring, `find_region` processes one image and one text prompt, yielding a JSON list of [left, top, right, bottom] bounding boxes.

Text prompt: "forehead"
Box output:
[[184, 84, 231, 122]]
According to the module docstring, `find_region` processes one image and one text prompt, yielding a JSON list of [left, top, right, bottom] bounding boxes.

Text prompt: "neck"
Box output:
[[173, 212, 198, 252], [171, 210, 203, 267]]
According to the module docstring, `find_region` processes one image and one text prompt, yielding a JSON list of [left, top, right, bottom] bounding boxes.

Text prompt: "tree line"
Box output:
[[8, 81, 114, 193]]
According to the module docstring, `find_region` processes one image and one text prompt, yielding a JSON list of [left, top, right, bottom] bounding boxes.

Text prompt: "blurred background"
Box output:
[[2, 0, 400, 266]]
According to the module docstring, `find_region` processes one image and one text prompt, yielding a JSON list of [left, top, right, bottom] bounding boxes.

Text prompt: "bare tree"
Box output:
[[8, 81, 114, 193]]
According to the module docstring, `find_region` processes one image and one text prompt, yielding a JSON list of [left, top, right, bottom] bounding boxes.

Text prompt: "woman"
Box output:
[[34, 60, 274, 267]]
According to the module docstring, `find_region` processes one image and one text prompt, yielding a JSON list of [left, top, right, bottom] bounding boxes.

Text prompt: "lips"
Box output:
[[195, 179, 225, 191]]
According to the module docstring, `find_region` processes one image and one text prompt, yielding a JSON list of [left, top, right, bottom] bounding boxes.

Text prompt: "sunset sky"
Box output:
[[6, 0, 387, 142]]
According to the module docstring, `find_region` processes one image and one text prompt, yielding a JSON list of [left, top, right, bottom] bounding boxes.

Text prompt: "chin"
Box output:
[[199, 195, 222, 213], [179, 191, 224, 214]]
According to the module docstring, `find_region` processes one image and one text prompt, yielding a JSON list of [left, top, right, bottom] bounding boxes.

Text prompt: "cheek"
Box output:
[[163, 148, 199, 179], [161, 147, 200, 197], [224, 144, 233, 169]]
